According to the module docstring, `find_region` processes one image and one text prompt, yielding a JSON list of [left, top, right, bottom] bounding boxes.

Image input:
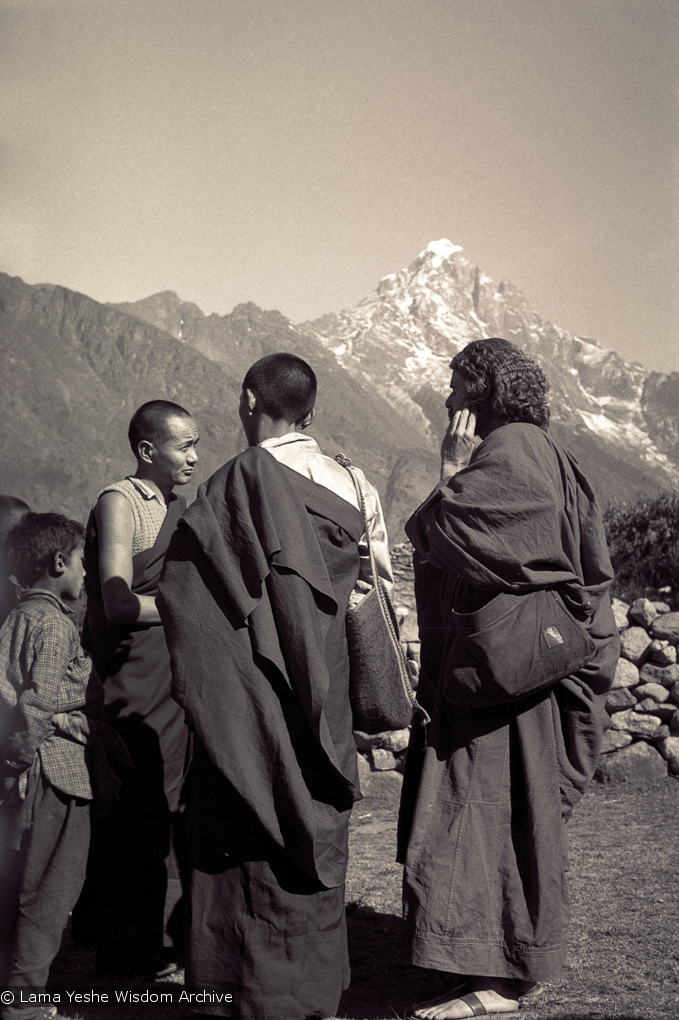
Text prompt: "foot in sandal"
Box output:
[[407, 977, 519, 1019]]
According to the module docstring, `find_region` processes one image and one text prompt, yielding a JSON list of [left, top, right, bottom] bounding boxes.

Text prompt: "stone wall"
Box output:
[[355, 547, 679, 792], [352, 544, 421, 802], [595, 597, 679, 783]]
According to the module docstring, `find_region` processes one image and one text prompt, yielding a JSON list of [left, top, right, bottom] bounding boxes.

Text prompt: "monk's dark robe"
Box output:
[[158, 447, 364, 1020], [397, 423, 620, 982], [73, 495, 189, 969]]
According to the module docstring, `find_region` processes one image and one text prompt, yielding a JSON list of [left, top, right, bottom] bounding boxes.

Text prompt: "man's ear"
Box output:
[[245, 388, 257, 415], [137, 439, 154, 465], [298, 409, 315, 430]]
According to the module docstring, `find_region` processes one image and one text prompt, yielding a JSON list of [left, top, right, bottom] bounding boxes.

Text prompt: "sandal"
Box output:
[[446, 992, 520, 1017]]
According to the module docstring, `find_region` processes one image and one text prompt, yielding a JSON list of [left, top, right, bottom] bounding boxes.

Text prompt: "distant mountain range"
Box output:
[[1, 239, 677, 540]]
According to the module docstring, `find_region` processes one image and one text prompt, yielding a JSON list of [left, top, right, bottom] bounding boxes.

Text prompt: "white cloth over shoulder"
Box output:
[[259, 433, 393, 595]]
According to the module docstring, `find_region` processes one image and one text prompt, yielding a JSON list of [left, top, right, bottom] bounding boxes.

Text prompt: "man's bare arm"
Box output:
[[95, 491, 161, 625]]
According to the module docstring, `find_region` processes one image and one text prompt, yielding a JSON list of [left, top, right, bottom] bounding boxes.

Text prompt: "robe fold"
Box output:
[[158, 446, 364, 1020], [398, 423, 619, 982], [74, 494, 189, 966]]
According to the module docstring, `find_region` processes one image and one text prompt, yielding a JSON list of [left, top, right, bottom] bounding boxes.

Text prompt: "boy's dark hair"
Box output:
[[242, 353, 317, 425], [128, 400, 192, 457], [452, 337, 550, 431], [8, 512, 85, 587]]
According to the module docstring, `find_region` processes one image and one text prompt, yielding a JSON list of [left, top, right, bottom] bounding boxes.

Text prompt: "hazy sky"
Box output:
[[2, 0, 678, 372]]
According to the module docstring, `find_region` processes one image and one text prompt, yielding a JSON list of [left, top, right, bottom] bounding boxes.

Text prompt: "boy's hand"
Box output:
[[53, 710, 92, 745]]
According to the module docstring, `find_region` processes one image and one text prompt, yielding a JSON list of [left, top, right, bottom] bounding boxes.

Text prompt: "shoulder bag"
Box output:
[[336, 454, 429, 734], [443, 586, 597, 707]]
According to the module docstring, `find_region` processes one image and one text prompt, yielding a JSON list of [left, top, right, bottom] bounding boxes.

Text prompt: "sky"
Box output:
[[2, 0, 678, 373]]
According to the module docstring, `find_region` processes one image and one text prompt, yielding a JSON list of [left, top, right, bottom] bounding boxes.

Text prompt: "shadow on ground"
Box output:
[[339, 904, 464, 1020]]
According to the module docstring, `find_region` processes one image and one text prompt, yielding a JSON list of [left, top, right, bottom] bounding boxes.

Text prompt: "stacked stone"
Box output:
[[596, 596, 679, 783], [389, 542, 418, 614], [356, 545, 679, 789], [353, 555, 421, 793]]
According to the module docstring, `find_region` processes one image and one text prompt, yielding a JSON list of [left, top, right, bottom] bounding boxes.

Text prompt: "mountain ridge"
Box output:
[[2, 239, 677, 544], [298, 239, 679, 497]]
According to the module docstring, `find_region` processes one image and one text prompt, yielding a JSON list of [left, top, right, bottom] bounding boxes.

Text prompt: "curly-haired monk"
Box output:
[[398, 338, 619, 1019]]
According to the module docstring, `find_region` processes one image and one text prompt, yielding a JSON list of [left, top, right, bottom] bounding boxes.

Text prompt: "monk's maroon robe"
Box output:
[[158, 447, 364, 1020], [74, 494, 188, 968], [398, 423, 619, 982]]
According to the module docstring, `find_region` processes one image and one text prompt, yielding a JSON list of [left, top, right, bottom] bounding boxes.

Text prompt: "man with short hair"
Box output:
[[159, 354, 392, 1020], [74, 400, 199, 977]]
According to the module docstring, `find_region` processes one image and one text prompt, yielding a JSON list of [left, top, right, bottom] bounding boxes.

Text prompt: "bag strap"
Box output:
[[336, 453, 430, 726]]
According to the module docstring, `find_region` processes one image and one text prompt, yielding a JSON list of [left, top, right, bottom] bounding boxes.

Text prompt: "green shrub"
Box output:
[[603, 492, 679, 602]]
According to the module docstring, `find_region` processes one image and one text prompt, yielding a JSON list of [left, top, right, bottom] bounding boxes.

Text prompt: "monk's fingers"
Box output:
[[448, 408, 476, 440], [462, 409, 476, 437], [449, 408, 475, 436]]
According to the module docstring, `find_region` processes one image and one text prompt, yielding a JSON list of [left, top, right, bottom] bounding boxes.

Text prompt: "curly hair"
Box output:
[[451, 338, 550, 430]]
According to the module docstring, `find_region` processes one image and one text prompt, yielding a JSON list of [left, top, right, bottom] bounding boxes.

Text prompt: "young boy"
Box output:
[[0, 513, 111, 1017]]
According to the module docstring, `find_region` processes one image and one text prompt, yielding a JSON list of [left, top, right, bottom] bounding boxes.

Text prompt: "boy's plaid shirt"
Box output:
[[0, 589, 101, 799]]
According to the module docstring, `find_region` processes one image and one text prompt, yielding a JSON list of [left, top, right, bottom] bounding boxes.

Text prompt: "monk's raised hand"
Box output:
[[440, 407, 476, 481]]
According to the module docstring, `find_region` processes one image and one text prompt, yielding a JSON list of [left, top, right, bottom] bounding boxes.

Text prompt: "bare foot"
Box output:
[[408, 979, 470, 1018], [408, 977, 519, 1019]]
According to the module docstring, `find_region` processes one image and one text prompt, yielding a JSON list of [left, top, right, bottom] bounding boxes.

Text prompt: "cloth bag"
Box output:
[[443, 586, 597, 707], [337, 455, 428, 734]]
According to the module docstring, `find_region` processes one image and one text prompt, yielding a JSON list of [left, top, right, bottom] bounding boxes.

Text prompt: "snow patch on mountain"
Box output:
[[422, 238, 463, 268], [300, 239, 679, 490], [577, 410, 673, 470]]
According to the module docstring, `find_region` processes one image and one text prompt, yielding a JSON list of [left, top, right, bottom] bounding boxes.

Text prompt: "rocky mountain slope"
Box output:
[[0, 273, 422, 534], [2, 239, 677, 542], [300, 239, 679, 504], [112, 293, 436, 536]]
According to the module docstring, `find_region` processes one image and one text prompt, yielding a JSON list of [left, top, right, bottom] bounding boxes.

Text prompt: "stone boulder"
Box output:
[[605, 687, 637, 713], [399, 613, 420, 642], [619, 627, 652, 666], [650, 640, 677, 666], [608, 710, 664, 738], [656, 736, 679, 775], [628, 598, 658, 628], [610, 598, 630, 631], [370, 748, 397, 771], [594, 741, 668, 784], [600, 730, 633, 754], [650, 612, 679, 643], [356, 751, 373, 796], [635, 699, 676, 721], [611, 658, 640, 690], [359, 767, 403, 810], [639, 663, 679, 687], [634, 682, 670, 703], [354, 728, 410, 753]]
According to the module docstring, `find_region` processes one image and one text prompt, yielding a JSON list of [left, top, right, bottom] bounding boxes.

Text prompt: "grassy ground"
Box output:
[[342, 778, 679, 1020], [43, 777, 679, 1020]]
